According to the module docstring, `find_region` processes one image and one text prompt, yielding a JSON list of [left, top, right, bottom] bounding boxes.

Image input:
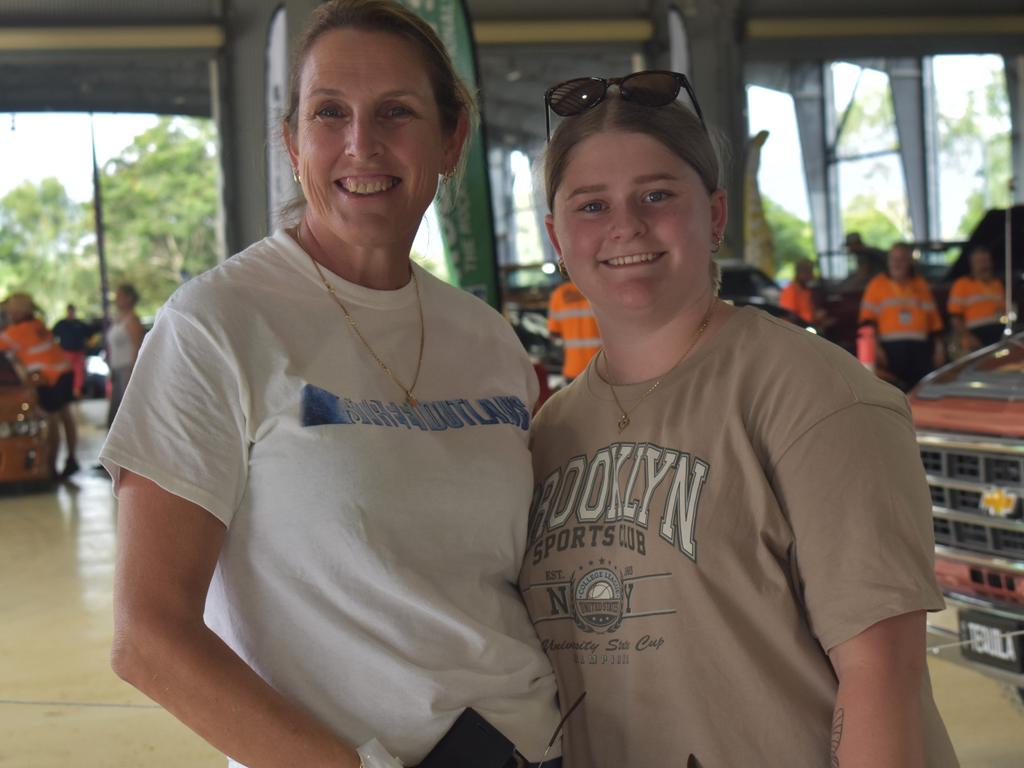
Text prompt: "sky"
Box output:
[[0, 112, 158, 202]]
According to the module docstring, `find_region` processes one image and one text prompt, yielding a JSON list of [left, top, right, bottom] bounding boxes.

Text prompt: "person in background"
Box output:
[[522, 71, 957, 767], [839, 232, 886, 291], [779, 257, 829, 328], [859, 243, 945, 391], [0, 293, 79, 477], [52, 303, 95, 398], [547, 276, 601, 382], [106, 284, 145, 427], [947, 244, 1005, 352], [102, 3, 560, 767]]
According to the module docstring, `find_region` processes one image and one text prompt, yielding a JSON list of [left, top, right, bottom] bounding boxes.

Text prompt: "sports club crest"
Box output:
[[571, 564, 626, 634]]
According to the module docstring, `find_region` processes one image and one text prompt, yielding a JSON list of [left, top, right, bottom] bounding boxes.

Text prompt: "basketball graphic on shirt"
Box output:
[[571, 566, 625, 634]]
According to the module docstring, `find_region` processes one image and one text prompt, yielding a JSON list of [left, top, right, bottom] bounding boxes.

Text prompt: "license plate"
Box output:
[[958, 610, 1024, 674]]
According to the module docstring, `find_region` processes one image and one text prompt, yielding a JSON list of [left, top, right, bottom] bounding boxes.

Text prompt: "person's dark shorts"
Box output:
[[37, 371, 74, 413]]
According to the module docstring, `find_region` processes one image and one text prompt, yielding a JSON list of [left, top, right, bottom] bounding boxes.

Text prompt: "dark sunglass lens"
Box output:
[[621, 72, 680, 107], [548, 78, 608, 116]]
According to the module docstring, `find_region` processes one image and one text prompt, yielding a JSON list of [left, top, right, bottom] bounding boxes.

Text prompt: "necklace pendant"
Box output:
[[406, 394, 418, 407], [617, 414, 630, 433]]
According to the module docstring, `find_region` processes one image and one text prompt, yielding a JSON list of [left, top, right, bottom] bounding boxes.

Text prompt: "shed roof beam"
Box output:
[[0, 25, 224, 51]]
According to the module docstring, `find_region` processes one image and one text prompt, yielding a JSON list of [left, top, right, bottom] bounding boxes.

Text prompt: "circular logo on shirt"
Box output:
[[571, 566, 625, 633]]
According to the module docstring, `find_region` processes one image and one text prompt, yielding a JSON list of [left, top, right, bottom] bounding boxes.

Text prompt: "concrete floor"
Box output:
[[1, 401, 1023, 767]]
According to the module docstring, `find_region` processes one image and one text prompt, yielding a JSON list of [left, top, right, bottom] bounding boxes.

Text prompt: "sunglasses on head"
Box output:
[[544, 70, 707, 140]]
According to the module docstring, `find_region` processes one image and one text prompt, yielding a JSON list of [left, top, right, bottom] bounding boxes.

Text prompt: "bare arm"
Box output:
[[826, 610, 927, 768], [111, 470, 360, 768], [126, 314, 146, 368]]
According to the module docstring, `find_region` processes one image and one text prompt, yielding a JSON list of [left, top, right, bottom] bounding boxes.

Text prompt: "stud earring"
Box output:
[[557, 259, 569, 278], [711, 234, 723, 254]]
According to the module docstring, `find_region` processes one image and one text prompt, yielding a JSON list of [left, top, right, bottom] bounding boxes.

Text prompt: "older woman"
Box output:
[[519, 72, 958, 767], [103, 2, 559, 767]]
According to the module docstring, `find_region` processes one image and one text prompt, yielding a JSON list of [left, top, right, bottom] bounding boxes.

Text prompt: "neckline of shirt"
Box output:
[[584, 305, 752, 403], [272, 229, 421, 311]]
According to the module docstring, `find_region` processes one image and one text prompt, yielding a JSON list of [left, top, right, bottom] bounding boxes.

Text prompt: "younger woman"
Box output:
[[520, 72, 958, 767]]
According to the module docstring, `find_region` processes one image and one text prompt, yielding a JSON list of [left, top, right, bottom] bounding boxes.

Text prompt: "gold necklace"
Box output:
[[603, 299, 716, 433], [299, 230, 425, 407]]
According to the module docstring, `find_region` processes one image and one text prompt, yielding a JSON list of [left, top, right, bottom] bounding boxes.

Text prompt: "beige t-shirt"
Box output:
[[520, 307, 957, 767]]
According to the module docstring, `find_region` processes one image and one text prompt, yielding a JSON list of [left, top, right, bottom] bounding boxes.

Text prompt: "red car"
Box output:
[[910, 332, 1024, 701], [0, 353, 55, 486]]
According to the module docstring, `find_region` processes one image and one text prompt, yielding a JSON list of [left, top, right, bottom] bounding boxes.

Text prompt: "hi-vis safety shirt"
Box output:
[[779, 281, 815, 324], [0, 319, 71, 386], [947, 276, 1004, 329], [859, 274, 942, 342], [547, 282, 601, 379]]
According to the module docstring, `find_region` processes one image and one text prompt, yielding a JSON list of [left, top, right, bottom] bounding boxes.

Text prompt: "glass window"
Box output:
[[933, 54, 1012, 240], [831, 62, 911, 250]]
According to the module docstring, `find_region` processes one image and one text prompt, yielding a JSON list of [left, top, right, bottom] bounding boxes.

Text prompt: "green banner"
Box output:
[[401, 0, 499, 308]]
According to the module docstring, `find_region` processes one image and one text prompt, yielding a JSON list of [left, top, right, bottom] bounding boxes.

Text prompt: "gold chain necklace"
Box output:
[[299, 230, 425, 407], [603, 299, 716, 433]]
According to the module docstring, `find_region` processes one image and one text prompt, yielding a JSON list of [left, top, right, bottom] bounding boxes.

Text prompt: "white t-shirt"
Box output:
[[101, 230, 560, 765], [106, 314, 136, 369]]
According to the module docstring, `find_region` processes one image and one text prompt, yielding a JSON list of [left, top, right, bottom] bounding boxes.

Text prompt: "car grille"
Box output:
[[920, 437, 1024, 560]]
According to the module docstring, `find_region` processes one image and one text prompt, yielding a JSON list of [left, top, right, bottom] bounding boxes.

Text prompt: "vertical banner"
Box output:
[[401, 0, 500, 308]]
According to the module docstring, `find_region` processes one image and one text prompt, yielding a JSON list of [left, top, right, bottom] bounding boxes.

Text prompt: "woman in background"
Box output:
[[106, 283, 144, 427]]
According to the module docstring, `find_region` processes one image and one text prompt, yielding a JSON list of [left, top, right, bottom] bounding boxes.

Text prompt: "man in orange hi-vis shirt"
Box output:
[[547, 279, 601, 381], [948, 244, 1005, 352], [779, 258, 831, 328], [859, 243, 944, 391], [0, 293, 79, 477]]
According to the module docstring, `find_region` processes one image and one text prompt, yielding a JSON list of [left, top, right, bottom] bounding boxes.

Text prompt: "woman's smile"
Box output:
[[601, 251, 666, 268]]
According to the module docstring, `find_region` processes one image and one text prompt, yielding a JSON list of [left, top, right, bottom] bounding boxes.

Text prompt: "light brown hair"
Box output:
[[543, 97, 720, 212]]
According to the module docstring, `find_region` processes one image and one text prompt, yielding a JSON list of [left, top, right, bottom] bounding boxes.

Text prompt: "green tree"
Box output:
[[835, 69, 897, 156], [842, 193, 905, 250], [761, 197, 815, 275], [938, 76, 1012, 237], [0, 178, 96, 322], [101, 117, 222, 316]]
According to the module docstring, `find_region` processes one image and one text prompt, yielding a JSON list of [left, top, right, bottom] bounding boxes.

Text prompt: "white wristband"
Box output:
[[356, 737, 404, 768]]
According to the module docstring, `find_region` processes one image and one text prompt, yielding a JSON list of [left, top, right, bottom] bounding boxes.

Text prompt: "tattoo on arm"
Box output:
[[830, 707, 845, 768]]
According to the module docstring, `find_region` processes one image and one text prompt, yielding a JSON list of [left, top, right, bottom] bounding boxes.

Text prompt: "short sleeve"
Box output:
[[858, 279, 881, 324], [770, 401, 944, 652], [99, 305, 250, 526], [947, 279, 966, 316]]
